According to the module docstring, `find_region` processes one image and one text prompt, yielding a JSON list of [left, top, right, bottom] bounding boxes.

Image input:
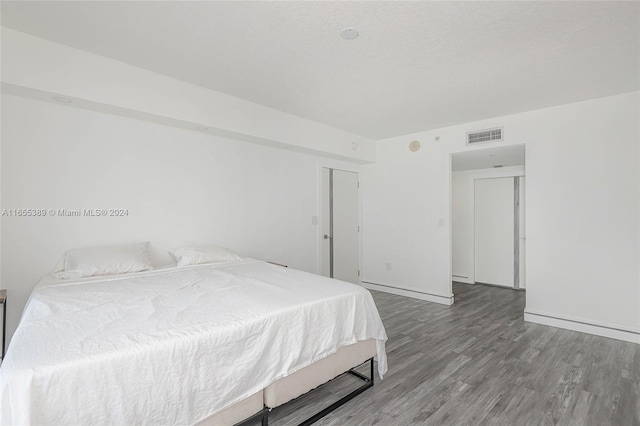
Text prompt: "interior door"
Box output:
[[321, 168, 359, 284], [518, 176, 526, 289], [321, 168, 332, 277], [474, 177, 515, 287]]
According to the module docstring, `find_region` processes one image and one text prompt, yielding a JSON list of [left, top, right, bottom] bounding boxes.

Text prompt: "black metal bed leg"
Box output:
[[370, 356, 374, 386]]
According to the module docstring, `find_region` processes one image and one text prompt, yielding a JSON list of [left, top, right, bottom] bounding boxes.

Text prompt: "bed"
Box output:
[[0, 257, 388, 425]]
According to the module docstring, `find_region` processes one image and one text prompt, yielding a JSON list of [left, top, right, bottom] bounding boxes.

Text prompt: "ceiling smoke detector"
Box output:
[[340, 28, 359, 40]]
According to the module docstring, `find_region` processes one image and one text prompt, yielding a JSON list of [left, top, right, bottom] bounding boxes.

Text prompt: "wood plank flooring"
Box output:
[[269, 283, 640, 426]]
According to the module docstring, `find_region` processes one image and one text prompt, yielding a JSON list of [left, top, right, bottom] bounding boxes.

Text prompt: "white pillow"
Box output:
[[169, 245, 242, 267], [54, 242, 152, 279]]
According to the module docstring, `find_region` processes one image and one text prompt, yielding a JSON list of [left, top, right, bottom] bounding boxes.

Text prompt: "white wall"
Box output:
[[452, 166, 525, 284], [362, 91, 640, 342], [1, 94, 334, 342], [361, 134, 454, 304], [451, 171, 470, 282]]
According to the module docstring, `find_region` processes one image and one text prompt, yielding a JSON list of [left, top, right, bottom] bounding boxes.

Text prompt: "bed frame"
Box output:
[[198, 339, 377, 426], [271, 357, 374, 426]]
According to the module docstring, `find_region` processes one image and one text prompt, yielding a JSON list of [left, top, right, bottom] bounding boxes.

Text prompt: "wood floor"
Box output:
[[269, 282, 640, 426]]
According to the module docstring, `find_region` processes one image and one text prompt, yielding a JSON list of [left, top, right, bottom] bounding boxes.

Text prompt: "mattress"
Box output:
[[0, 259, 387, 425]]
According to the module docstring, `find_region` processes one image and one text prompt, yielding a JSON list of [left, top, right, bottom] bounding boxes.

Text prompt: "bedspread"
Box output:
[[0, 259, 387, 425]]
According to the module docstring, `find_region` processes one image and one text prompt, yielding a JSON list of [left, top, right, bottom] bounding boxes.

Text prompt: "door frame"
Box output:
[[449, 146, 526, 295], [316, 160, 362, 283]]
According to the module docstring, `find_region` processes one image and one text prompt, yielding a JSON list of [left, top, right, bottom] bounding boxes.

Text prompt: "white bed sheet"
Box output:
[[0, 259, 387, 425]]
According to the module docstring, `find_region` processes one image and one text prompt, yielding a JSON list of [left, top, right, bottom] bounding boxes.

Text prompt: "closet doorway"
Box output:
[[451, 145, 526, 290]]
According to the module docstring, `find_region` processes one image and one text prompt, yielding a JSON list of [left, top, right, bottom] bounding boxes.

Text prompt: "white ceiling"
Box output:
[[452, 145, 525, 172], [2, 1, 639, 140]]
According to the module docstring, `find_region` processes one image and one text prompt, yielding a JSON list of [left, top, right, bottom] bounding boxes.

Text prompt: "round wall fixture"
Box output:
[[340, 27, 359, 40], [409, 140, 421, 152]]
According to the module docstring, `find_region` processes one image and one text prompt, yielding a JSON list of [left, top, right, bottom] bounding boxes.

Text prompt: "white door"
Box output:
[[321, 168, 331, 277], [474, 177, 515, 287], [518, 177, 526, 289], [321, 168, 359, 284]]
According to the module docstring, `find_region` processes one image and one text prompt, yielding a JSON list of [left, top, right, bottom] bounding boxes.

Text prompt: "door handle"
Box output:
[[324, 234, 333, 240]]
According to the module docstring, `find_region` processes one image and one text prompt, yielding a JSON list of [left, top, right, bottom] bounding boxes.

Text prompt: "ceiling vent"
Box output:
[[466, 127, 503, 145]]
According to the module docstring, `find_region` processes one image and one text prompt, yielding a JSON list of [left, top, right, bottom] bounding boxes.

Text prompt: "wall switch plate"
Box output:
[[311, 216, 318, 225], [386, 262, 392, 271]]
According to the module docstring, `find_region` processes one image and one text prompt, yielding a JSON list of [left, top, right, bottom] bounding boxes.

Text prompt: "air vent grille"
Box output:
[[467, 127, 503, 145]]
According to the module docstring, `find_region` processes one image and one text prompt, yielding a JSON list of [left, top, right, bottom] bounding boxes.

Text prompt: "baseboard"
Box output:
[[475, 281, 524, 291], [362, 281, 454, 305], [452, 276, 473, 284], [524, 310, 640, 344]]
